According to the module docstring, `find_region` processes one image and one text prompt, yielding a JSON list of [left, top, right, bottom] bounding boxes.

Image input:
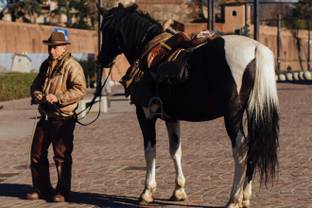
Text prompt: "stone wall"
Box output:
[[0, 21, 97, 54], [0, 21, 310, 80]]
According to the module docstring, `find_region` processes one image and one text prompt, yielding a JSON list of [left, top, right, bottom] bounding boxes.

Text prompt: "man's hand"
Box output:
[[32, 91, 43, 104], [45, 94, 58, 104]]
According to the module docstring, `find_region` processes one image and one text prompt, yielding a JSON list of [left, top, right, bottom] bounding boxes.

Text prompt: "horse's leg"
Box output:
[[165, 120, 187, 201], [242, 134, 255, 208], [242, 178, 252, 208], [225, 56, 258, 208], [224, 111, 247, 208], [136, 107, 157, 204]]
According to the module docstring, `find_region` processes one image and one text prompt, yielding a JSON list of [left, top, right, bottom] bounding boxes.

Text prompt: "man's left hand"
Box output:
[[45, 94, 58, 104]]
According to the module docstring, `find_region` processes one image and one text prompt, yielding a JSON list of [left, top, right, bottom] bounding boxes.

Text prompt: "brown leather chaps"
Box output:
[[30, 116, 76, 196]]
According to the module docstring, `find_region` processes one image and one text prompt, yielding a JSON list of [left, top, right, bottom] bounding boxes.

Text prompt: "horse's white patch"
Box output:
[[140, 141, 157, 203], [144, 141, 157, 191], [223, 35, 279, 122], [166, 121, 187, 200], [243, 179, 252, 208], [229, 130, 247, 206], [223, 35, 258, 93]]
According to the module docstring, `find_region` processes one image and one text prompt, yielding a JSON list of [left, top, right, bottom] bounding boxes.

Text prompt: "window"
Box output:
[[232, 10, 237, 16]]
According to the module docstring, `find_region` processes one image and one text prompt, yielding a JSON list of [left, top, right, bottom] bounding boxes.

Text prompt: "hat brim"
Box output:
[[43, 40, 71, 46]]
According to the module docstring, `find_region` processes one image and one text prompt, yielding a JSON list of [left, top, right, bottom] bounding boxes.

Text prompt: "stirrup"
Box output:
[[148, 97, 164, 119]]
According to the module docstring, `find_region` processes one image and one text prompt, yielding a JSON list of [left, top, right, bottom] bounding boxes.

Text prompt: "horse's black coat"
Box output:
[[157, 37, 235, 121]]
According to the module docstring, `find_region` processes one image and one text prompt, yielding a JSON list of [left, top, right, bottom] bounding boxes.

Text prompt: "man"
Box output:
[[27, 32, 87, 202]]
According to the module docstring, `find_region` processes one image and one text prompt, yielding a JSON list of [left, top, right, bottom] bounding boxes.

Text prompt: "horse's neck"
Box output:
[[120, 14, 162, 64]]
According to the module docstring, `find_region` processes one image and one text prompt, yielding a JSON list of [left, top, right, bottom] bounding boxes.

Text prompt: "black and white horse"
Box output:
[[98, 4, 279, 208]]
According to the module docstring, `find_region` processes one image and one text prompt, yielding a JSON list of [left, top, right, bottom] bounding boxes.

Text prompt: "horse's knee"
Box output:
[[30, 151, 48, 165]]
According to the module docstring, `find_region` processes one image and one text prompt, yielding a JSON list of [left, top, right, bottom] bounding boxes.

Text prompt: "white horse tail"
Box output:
[[246, 44, 279, 185]]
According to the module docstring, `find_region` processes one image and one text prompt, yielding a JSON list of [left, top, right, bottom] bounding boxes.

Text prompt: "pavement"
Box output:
[[0, 83, 311, 208]]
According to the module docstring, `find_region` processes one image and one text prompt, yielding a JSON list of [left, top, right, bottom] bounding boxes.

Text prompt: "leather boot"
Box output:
[[29, 158, 54, 200], [53, 194, 65, 202], [54, 161, 72, 202], [26, 191, 40, 200]]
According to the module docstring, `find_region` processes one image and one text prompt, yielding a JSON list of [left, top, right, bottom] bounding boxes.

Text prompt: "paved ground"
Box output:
[[0, 83, 311, 208]]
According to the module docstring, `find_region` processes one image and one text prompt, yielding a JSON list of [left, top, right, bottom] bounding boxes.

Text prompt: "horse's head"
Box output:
[[98, 3, 163, 67], [98, 3, 139, 68]]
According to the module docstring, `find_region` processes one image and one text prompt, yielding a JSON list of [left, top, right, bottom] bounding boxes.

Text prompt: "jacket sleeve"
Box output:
[[57, 60, 87, 106], [30, 60, 47, 104]]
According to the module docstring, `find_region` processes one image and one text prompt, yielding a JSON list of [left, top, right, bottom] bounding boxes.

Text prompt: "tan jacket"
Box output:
[[31, 52, 87, 118]]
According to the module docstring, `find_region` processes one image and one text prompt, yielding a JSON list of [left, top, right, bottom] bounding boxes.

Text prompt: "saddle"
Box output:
[[147, 30, 218, 69], [120, 30, 219, 107]]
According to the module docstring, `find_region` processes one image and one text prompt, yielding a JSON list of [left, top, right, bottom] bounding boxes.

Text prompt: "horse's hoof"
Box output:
[[226, 202, 240, 208], [139, 193, 154, 205], [139, 198, 152, 206], [242, 199, 250, 208], [169, 189, 187, 201]]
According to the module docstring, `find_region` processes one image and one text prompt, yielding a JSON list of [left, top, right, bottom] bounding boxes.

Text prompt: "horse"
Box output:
[[98, 4, 279, 208]]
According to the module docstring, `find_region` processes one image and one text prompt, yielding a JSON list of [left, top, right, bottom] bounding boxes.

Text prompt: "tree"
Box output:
[[49, 0, 72, 26], [49, 0, 97, 29], [2, 0, 42, 22], [71, 0, 97, 29], [289, 0, 312, 29]]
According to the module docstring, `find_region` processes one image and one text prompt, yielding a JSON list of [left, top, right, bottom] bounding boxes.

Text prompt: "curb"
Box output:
[[276, 71, 312, 83]]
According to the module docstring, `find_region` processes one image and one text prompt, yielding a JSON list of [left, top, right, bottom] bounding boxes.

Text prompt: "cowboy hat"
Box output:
[[43, 32, 71, 46]]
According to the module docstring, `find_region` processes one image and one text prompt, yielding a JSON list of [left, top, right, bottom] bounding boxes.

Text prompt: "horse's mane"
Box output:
[[103, 4, 161, 31], [134, 9, 160, 26], [103, 4, 163, 61]]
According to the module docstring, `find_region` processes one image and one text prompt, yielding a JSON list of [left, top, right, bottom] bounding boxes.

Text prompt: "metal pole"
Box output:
[[308, 21, 311, 71], [211, 0, 214, 30], [98, 0, 103, 56], [98, 0, 103, 89], [277, 14, 281, 72], [207, 0, 214, 30], [245, 3, 248, 27], [253, 0, 259, 40]]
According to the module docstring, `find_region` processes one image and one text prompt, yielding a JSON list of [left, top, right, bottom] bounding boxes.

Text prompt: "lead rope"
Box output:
[[51, 62, 113, 126], [27, 109, 39, 168], [75, 65, 112, 126]]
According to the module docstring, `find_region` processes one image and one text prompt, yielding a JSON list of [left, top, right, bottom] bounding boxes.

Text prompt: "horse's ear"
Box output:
[[125, 3, 138, 12], [97, 3, 108, 17]]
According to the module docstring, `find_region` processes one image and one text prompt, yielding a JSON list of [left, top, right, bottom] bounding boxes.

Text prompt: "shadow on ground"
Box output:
[[0, 183, 224, 208]]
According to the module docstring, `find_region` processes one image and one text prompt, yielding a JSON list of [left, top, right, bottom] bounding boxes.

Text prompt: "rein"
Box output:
[[47, 63, 113, 126], [75, 64, 113, 126]]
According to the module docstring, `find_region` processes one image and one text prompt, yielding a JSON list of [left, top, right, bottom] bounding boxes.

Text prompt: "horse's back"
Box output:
[[160, 37, 237, 121], [159, 35, 268, 122]]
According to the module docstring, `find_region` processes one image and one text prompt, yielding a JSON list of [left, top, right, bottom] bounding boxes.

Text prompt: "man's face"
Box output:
[[48, 45, 67, 60]]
